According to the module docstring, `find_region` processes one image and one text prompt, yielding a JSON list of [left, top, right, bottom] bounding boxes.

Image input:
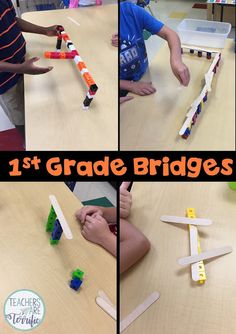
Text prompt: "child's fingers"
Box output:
[[33, 66, 53, 75], [139, 91, 146, 96], [184, 68, 190, 86], [80, 207, 99, 222], [96, 215, 107, 224], [178, 67, 190, 87], [80, 209, 88, 223], [175, 72, 184, 85], [146, 84, 156, 93], [120, 200, 130, 209], [85, 215, 95, 224], [92, 213, 102, 220], [75, 209, 81, 219], [179, 71, 187, 86], [120, 193, 132, 203], [142, 88, 153, 95], [75, 209, 86, 223], [120, 192, 130, 201], [82, 224, 89, 232], [141, 85, 156, 95], [120, 182, 131, 190], [81, 226, 89, 237], [91, 210, 103, 218]]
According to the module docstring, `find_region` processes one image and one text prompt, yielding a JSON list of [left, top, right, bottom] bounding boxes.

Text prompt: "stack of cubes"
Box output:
[[70, 269, 84, 291], [46, 206, 63, 245]]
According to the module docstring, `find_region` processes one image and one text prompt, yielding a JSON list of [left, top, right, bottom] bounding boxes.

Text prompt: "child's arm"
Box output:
[[120, 218, 150, 273], [81, 214, 116, 256], [0, 57, 53, 75], [120, 79, 156, 96], [157, 26, 190, 86], [101, 207, 116, 223], [16, 18, 58, 37]]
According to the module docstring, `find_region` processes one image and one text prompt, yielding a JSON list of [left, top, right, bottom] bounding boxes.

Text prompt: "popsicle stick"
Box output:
[[207, 52, 221, 75], [191, 84, 207, 109], [179, 109, 195, 135], [205, 72, 214, 92], [187, 208, 206, 283], [97, 290, 114, 307], [96, 296, 116, 320], [189, 225, 201, 281], [120, 292, 160, 333], [178, 246, 233, 266], [160, 215, 212, 226], [49, 195, 73, 239]]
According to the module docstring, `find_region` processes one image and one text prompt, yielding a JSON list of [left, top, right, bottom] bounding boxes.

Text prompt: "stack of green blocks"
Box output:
[[70, 269, 85, 291], [46, 206, 57, 232]]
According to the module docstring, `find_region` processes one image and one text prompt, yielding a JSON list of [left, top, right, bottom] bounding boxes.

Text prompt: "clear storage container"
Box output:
[[177, 19, 231, 48]]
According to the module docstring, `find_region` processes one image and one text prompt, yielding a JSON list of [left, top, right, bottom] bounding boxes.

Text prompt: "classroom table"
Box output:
[[120, 40, 235, 151], [22, 5, 118, 150], [120, 182, 236, 334], [0, 183, 116, 334]]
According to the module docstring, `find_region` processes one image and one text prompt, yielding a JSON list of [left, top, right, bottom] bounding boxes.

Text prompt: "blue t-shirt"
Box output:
[[120, 2, 164, 81], [0, 0, 26, 94]]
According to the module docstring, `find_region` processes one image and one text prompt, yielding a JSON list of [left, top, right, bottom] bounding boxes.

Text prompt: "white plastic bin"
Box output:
[[177, 19, 231, 48]]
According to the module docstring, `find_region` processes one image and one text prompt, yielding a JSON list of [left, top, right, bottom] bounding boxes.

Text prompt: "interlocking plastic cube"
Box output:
[[70, 278, 83, 291], [72, 269, 84, 280], [50, 219, 63, 245]]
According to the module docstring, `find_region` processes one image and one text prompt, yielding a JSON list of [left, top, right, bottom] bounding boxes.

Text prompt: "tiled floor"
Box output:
[[73, 182, 117, 206]]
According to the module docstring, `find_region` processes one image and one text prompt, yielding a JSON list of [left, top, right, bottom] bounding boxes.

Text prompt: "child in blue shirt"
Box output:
[[120, 2, 190, 97]]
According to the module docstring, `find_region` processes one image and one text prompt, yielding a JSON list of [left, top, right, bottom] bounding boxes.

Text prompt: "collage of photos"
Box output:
[[0, 1, 235, 334]]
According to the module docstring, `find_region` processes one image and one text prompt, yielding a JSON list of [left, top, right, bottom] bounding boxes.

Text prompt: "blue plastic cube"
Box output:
[[51, 219, 63, 241], [70, 278, 83, 291]]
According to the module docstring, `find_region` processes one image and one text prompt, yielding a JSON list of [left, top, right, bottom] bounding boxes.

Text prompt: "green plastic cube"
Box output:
[[50, 238, 59, 245], [72, 269, 84, 280]]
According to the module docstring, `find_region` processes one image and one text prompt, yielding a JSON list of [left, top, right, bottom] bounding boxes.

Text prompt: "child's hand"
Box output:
[[120, 96, 134, 104], [120, 182, 132, 219], [44, 25, 61, 37], [170, 60, 190, 87], [75, 206, 103, 224], [111, 33, 119, 47], [129, 81, 156, 96], [81, 214, 112, 246], [20, 57, 53, 75]]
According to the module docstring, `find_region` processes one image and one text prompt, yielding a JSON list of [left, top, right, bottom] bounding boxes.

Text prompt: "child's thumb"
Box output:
[[120, 182, 131, 190]]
